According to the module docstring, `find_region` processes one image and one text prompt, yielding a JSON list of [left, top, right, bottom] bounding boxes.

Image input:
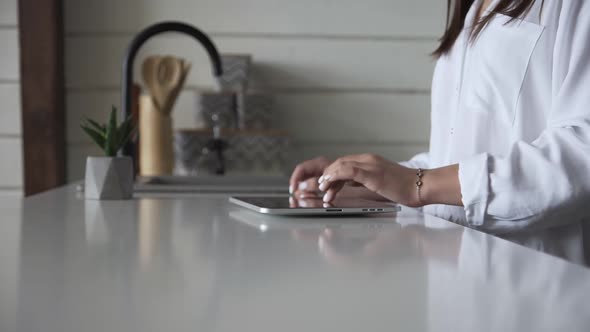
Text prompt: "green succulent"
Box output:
[[80, 106, 136, 157]]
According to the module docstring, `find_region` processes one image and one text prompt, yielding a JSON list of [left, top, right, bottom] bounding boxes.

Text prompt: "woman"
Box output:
[[290, 0, 590, 242]]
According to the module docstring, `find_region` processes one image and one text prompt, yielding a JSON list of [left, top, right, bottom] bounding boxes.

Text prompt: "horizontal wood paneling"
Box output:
[[0, 21, 22, 193], [66, 90, 431, 144], [67, 142, 428, 182], [0, 138, 22, 187], [0, 0, 18, 26], [0, 30, 19, 80], [64, 0, 438, 182], [0, 84, 21, 135], [65, 0, 445, 38], [0, 189, 23, 197], [293, 142, 428, 164], [274, 92, 430, 144], [65, 36, 436, 91]]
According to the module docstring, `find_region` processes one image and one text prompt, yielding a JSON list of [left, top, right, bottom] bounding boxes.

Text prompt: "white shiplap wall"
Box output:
[[64, 0, 445, 181], [0, 0, 23, 196], [0, 2, 21, 331]]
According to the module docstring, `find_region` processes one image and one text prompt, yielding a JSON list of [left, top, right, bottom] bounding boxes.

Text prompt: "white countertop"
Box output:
[[1, 184, 589, 332]]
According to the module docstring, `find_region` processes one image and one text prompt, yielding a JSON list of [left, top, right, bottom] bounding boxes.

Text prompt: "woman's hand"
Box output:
[[318, 154, 420, 206], [289, 156, 390, 201], [289, 156, 333, 196]]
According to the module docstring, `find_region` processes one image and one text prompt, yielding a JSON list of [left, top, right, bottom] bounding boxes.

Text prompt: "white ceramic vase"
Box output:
[[84, 156, 134, 200]]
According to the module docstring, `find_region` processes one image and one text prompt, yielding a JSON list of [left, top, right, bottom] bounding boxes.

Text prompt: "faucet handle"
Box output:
[[205, 134, 228, 175], [211, 113, 222, 139]]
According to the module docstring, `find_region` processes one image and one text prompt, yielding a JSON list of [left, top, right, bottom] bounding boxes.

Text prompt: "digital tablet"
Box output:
[[229, 196, 400, 215]]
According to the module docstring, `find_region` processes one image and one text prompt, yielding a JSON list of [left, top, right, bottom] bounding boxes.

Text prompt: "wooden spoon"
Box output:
[[158, 57, 191, 115], [155, 56, 181, 114], [142, 56, 165, 111], [142, 55, 191, 116]]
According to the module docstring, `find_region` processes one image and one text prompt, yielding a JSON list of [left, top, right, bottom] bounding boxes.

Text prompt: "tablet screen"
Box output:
[[232, 196, 396, 210]]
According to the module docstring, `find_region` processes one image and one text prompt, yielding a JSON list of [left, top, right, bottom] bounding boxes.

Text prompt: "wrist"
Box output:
[[413, 168, 427, 207], [419, 165, 462, 206], [403, 168, 425, 207]]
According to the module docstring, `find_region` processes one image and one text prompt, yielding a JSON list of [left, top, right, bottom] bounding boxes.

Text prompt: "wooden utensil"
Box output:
[[139, 56, 191, 176], [155, 56, 182, 114], [158, 56, 191, 115], [141, 56, 191, 115], [141, 56, 163, 110]]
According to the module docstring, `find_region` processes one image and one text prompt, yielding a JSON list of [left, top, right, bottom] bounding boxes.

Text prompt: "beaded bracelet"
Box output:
[[416, 168, 424, 205]]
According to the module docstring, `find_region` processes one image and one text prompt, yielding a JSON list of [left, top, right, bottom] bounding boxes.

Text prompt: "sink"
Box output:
[[134, 175, 289, 194]]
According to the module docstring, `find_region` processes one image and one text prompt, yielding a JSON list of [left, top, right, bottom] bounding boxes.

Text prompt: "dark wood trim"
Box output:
[[18, 0, 66, 196]]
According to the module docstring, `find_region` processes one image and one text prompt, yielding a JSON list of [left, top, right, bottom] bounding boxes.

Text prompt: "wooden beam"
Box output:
[[18, 0, 66, 196]]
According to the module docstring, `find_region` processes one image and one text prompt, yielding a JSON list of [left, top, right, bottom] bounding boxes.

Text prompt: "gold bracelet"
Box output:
[[416, 168, 424, 205]]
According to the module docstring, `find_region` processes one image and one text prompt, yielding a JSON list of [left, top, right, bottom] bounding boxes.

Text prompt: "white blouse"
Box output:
[[403, 0, 590, 249]]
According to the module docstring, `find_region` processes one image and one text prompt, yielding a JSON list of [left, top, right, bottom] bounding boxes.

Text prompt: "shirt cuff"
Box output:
[[398, 161, 413, 168], [458, 153, 491, 226]]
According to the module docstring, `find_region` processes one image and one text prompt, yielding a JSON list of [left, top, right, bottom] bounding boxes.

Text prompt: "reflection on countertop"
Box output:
[[232, 209, 590, 331], [0, 185, 588, 332]]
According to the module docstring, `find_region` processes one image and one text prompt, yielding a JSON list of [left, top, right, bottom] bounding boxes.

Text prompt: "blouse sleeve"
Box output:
[[399, 152, 430, 169], [458, 1, 590, 232]]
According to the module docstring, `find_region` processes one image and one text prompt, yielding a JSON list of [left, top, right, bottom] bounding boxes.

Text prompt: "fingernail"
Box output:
[[323, 191, 333, 203], [319, 182, 327, 192], [324, 175, 332, 181], [289, 185, 294, 194], [298, 182, 308, 191], [318, 176, 324, 184]]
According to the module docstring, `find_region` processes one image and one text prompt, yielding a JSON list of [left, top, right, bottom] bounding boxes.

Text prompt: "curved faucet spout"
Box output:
[[121, 21, 223, 156]]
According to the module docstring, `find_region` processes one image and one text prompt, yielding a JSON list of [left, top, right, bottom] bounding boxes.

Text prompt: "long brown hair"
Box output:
[[433, 0, 542, 57]]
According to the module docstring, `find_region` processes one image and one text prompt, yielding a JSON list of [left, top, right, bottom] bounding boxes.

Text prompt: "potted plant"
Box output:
[[81, 107, 136, 200]]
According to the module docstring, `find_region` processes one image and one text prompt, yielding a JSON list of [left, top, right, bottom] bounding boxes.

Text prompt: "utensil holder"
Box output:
[[139, 95, 174, 176]]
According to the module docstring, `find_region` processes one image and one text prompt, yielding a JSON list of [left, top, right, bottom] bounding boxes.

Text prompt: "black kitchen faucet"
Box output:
[[120, 21, 228, 175]]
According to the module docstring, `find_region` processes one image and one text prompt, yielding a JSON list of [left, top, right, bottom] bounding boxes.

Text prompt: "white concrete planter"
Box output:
[[84, 156, 134, 200]]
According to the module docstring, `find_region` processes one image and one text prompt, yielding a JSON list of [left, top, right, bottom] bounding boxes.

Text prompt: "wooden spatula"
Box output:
[[158, 56, 191, 116], [141, 56, 163, 110], [141, 56, 191, 115]]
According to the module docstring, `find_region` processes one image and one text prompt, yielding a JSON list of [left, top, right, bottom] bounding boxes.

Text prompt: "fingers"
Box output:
[[322, 181, 345, 203], [319, 161, 374, 202], [289, 157, 331, 194], [296, 197, 325, 208], [290, 154, 383, 201], [297, 177, 320, 193], [321, 161, 371, 188], [293, 177, 321, 200], [289, 196, 299, 208]]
